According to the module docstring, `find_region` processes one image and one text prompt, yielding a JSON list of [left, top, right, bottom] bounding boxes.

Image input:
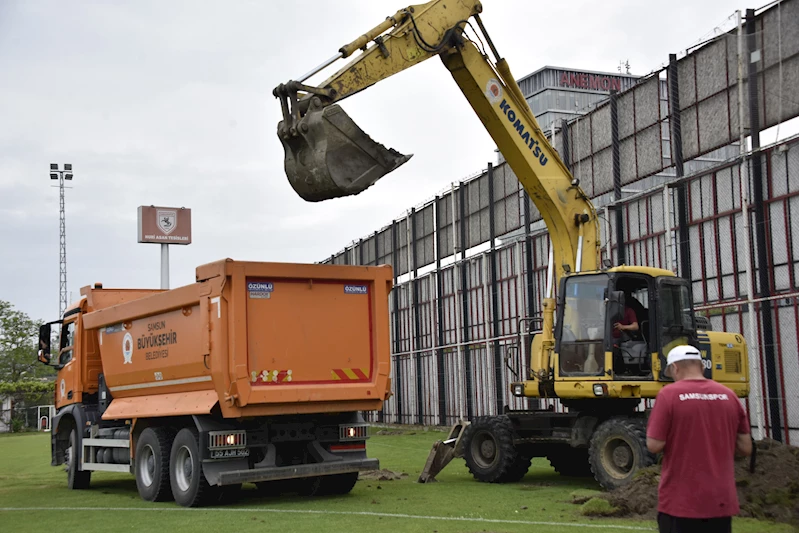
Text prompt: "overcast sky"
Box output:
[[0, 0, 763, 321]]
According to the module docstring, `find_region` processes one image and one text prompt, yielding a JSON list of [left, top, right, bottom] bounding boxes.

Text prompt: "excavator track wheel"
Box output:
[[588, 417, 655, 490], [462, 416, 529, 483]]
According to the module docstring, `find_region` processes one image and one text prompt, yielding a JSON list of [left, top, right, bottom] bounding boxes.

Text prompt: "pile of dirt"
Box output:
[[591, 439, 799, 525], [358, 469, 409, 481]]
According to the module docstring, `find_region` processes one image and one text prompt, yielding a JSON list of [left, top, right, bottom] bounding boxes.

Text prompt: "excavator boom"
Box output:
[[274, 0, 601, 482], [274, 0, 599, 280]]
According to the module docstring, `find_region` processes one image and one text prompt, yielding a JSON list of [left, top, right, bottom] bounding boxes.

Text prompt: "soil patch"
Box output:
[[358, 469, 409, 481], [588, 439, 799, 525], [374, 430, 406, 436]]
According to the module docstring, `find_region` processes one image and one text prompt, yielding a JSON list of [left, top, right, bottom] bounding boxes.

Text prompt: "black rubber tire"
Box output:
[[547, 447, 593, 477], [298, 472, 358, 497], [589, 417, 655, 490], [135, 427, 175, 502], [462, 416, 525, 483], [67, 428, 91, 490], [255, 479, 294, 497], [216, 483, 242, 504], [170, 427, 216, 507]]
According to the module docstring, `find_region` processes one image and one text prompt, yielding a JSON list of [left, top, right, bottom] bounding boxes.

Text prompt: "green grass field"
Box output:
[[0, 428, 793, 533]]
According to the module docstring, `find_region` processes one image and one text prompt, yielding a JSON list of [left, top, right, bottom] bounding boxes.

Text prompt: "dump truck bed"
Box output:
[[81, 259, 393, 420]]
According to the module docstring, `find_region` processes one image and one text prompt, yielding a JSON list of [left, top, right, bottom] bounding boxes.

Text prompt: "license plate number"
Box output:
[[210, 448, 250, 459]]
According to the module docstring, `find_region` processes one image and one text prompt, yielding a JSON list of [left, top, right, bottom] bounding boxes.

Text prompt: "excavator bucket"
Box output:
[[279, 104, 412, 202], [417, 420, 469, 483]]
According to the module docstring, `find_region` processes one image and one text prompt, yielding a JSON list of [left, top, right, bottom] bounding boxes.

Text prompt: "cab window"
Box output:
[[557, 274, 607, 376], [59, 321, 76, 366]]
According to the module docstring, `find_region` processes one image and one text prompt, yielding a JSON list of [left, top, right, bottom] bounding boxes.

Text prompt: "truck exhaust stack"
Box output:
[[277, 101, 412, 202]]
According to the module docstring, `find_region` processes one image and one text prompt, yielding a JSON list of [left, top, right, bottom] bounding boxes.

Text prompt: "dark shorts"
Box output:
[[658, 512, 732, 533]]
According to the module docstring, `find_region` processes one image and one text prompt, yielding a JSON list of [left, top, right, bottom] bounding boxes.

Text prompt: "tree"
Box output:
[[0, 300, 54, 430]]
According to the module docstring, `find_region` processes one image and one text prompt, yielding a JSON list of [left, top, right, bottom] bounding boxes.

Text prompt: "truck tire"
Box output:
[[547, 447, 592, 477], [216, 483, 242, 504], [588, 417, 654, 490], [300, 472, 359, 496], [462, 416, 526, 483], [135, 427, 175, 502], [170, 427, 216, 507], [67, 428, 91, 490]]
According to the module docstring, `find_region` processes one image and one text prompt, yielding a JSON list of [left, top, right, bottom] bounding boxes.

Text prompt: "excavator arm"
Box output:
[[274, 0, 602, 483], [274, 0, 600, 283]]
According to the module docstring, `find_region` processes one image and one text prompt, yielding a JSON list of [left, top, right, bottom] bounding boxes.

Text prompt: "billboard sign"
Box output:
[[137, 206, 192, 245]]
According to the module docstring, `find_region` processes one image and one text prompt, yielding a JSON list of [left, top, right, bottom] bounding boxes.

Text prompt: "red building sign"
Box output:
[[559, 71, 623, 92]]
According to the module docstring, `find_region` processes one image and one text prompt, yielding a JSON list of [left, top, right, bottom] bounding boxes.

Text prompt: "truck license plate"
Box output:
[[210, 449, 250, 459]]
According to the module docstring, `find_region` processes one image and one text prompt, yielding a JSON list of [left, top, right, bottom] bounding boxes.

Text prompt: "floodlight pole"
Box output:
[[50, 164, 73, 318]]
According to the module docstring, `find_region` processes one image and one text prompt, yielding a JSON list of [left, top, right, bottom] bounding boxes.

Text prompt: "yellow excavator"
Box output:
[[273, 0, 749, 489]]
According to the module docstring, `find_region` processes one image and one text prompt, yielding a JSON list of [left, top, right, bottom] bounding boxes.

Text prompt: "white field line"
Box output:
[[0, 507, 655, 531]]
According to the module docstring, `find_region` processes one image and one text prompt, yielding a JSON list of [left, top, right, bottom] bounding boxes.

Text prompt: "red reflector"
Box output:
[[330, 444, 366, 451]]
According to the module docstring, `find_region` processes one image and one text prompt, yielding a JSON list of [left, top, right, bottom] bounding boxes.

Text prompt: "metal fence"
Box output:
[[365, 138, 799, 445], [322, 1, 799, 442]]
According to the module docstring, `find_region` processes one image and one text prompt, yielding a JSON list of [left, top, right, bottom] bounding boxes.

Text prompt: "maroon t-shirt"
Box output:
[[612, 307, 637, 339], [647, 378, 749, 518]]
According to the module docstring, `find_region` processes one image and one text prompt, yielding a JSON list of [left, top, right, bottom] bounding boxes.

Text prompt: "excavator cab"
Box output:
[[274, 90, 411, 202], [554, 270, 700, 383]]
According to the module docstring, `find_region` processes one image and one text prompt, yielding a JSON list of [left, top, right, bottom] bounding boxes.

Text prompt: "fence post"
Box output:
[[747, 8, 783, 441], [391, 220, 403, 424], [459, 183, 474, 420], [667, 53, 692, 281], [611, 90, 626, 265]]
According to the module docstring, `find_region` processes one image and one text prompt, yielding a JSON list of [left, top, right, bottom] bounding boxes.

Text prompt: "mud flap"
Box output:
[[417, 420, 469, 483], [279, 103, 412, 202]]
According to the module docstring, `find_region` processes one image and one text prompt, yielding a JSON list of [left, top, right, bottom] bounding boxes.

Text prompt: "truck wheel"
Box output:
[[170, 427, 216, 507], [462, 416, 524, 483], [135, 427, 175, 502], [216, 483, 242, 504], [255, 479, 293, 497], [66, 428, 91, 490], [589, 417, 654, 490], [547, 447, 592, 477], [326, 472, 359, 495]]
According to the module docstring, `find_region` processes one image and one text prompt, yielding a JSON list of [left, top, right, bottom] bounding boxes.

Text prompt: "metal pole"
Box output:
[[747, 8, 782, 442], [451, 184, 464, 420], [611, 90, 625, 266], [59, 175, 68, 316], [668, 53, 691, 281], [488, 163, 504, 413], [561, 119, 571, 173], [663, 185, 675, 273], [434, 197, 447, 426], [391, 220, 403, 423], [459, 183, 474, 420], [738, 10, 765, 441], [160, 244, 169, 290]]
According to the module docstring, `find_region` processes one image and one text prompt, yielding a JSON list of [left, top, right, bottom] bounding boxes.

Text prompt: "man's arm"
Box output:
[[735, 433, 752, 457], [646, 390, 671, 454], [647, 437, 666, 454], [735, 397, 752, 457]]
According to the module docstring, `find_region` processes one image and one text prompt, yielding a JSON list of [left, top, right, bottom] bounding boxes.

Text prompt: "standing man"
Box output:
[[646, 345, 752, 533]]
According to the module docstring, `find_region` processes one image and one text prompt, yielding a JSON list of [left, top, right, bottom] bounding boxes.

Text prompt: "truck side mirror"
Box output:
[[38, 323, 52, 365], [607, 290, 625, 324]]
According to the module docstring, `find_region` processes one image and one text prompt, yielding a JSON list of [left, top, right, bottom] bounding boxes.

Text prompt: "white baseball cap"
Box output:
[[665, 345, 702, 376]]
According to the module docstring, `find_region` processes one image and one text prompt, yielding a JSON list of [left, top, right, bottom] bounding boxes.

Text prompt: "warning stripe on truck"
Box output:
[[331, 368, 369, 381]]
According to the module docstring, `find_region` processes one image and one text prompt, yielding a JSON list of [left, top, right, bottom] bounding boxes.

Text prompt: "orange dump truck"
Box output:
[[37, 259, 393, 506]]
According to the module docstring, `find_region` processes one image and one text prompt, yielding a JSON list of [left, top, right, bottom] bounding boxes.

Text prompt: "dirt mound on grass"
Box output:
[[358, 469, 409, 481], [595, 439, 799, 524]]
